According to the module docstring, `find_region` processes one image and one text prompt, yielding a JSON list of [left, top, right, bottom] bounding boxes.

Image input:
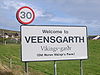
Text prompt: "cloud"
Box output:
[[2, 0, 99, 25], [0, 0, 54, 31], [1, 0, 28, 9], [50, 17, 80, 23], [0, 0, 51, 18], [43, 0, 100, 25], [0, 0, 100, 35], [60, 0, 100, 25], [34, 9, 53, 18]]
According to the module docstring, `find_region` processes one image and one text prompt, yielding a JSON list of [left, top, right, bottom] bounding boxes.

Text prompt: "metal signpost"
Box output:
[[80, 60, 83, 75], [16, 6, 35, 75], [16, 6, 88, 75], [54, 61, 57, 75], [25, 62, 28, 75]]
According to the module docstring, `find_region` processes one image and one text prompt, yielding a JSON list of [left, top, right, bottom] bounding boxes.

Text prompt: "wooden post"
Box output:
[[9, 58, 12, 69], [2, 30, 4, 44], [4, 40, 7, 45]]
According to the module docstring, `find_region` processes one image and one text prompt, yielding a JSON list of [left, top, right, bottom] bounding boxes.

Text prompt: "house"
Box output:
[[88, 36, 96, 40], [4, 33, 20, 38], [92, 35, 100, 40]]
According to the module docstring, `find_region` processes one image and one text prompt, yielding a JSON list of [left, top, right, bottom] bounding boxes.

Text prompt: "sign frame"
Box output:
[[16, 6, 35, 24], [20, 25, 88, 62]]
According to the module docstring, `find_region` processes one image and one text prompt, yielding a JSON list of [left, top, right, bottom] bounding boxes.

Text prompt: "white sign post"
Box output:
[[21, 25, 88, 62]]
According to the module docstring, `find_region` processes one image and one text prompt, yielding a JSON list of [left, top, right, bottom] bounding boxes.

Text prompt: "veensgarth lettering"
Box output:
[[24, 36, 85, 43]]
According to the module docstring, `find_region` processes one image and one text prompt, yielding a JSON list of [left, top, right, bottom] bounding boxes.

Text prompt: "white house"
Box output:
[[92, 35, 100, 40]]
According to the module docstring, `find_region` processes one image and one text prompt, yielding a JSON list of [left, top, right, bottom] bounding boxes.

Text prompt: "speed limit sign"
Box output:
[[16, 6, 35, 24]]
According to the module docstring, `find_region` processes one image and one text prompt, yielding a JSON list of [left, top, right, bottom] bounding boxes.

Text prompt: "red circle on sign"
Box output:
[[16, 6, 35, 24]]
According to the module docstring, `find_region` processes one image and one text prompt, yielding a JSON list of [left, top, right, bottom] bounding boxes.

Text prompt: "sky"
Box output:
[[0, 0, 100, 35]]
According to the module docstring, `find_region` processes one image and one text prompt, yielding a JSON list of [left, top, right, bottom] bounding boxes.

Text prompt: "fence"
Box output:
[[0, 55, 26, 75], [0, 38, 20, 45], [0, 55, 45, 75]]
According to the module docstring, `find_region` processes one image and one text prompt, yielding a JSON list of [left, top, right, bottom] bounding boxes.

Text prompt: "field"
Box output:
[[0, 40, 100, 75]]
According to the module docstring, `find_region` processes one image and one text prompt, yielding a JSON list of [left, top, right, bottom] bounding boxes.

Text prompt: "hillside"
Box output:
[[0, 40, 100, 75], [0, 63, 24, 75], [0, 29, 19, 35], [0, 63, 45, 75], [0, 64, 13, 75]]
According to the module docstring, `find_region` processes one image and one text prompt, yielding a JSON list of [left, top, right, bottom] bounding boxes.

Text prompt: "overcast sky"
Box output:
[[0, 0, 100, 35]]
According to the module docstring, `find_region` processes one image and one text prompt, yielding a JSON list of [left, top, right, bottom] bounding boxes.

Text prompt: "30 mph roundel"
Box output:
[[16, 6, 35, 24]]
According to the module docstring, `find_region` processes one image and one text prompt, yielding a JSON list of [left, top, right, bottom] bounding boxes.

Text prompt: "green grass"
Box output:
[[84, 40, 100, 75], [0, 40, 100, 75]]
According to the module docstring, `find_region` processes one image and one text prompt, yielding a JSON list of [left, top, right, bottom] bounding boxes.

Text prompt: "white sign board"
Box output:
[[21, 25, 88, 61]]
